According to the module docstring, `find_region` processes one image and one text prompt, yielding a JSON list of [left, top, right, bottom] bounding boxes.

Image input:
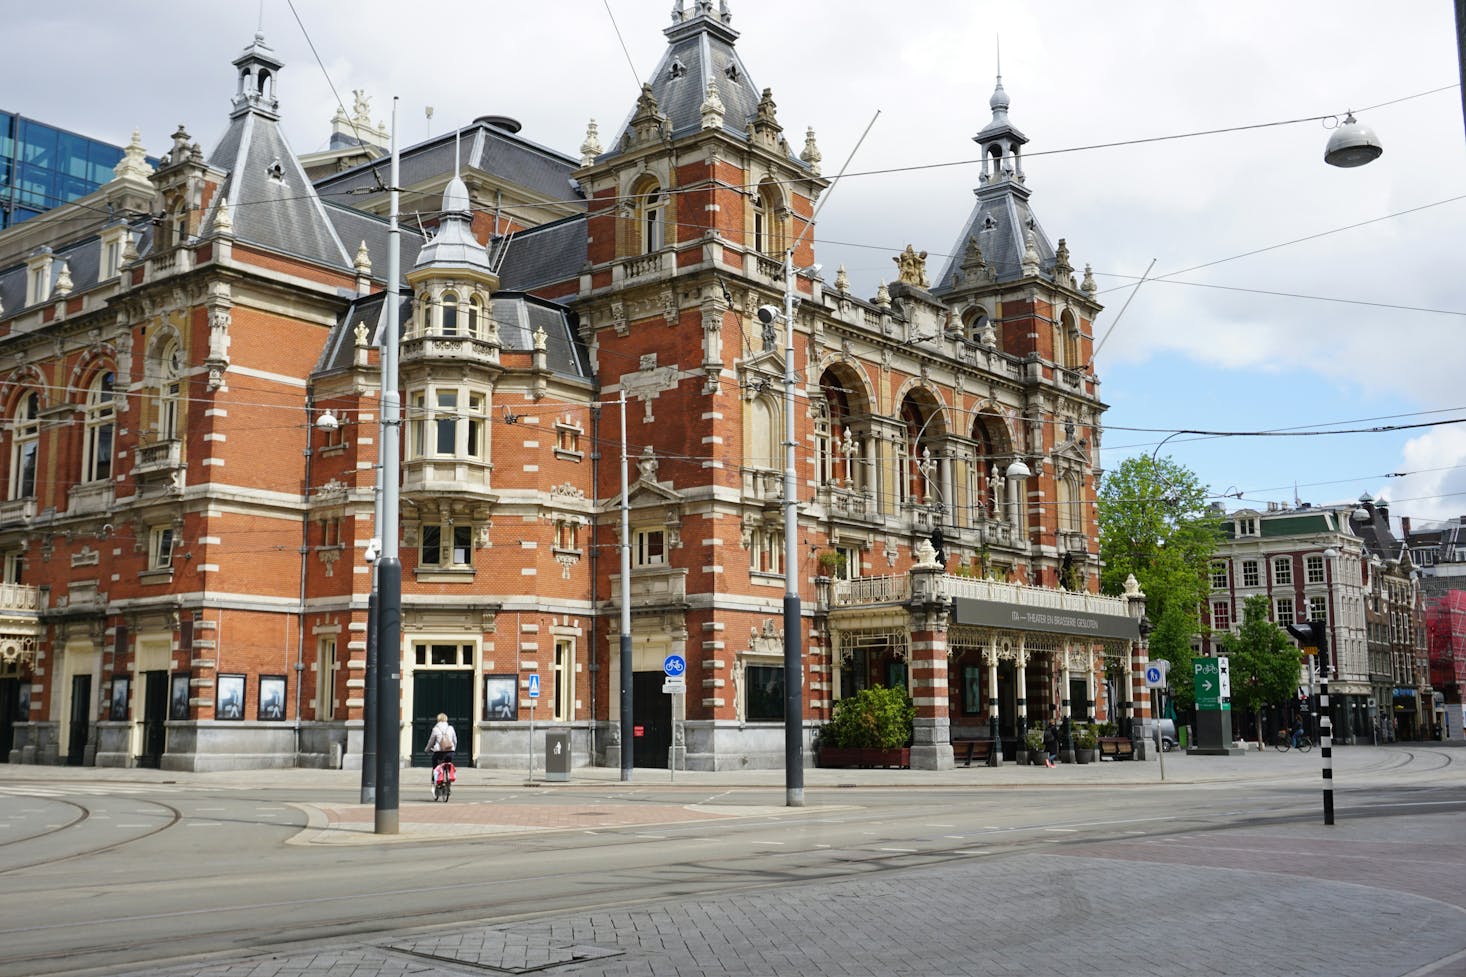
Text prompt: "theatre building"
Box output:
[[0, 5, 1148, 772]]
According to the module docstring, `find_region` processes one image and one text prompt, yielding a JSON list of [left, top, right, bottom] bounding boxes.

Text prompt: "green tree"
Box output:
[[1098, 454, 1220, 714], [1221, 594, 1304, 742]]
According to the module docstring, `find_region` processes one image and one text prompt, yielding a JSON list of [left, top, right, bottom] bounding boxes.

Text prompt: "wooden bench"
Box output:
[[1098, 737, 1135, 761], [952, 739, 995, 767]]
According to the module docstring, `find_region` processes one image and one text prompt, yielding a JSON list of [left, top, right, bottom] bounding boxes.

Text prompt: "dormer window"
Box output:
[[725, 62, 740, 82], [24, 251, 53, 306], [669, 58, 687, 79], [1236, 516, 1258, 537], [266, 158, 285, 182]]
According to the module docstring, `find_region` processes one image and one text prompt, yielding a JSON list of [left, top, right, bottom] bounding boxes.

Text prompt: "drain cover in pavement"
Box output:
[[387, 930, 623, 974]]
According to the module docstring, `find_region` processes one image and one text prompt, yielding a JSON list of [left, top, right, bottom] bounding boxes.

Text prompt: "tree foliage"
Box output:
[[1098, 454, 1220, 711], [1221, 595, 1304, 741]]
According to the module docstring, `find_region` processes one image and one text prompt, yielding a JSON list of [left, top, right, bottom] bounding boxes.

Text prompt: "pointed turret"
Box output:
[[933, 74, 1057, 292], [203, 33, 353, 270]]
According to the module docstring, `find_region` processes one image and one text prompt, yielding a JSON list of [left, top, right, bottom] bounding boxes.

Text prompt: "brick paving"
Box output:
[[122, 836, 1466, 977]]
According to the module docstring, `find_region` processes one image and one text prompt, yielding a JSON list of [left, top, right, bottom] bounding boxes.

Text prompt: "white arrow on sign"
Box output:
[[1202, 680, 1214, 692]]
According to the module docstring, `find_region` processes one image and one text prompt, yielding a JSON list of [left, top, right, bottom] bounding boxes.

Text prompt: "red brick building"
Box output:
[[0, 9, 1146, 772]]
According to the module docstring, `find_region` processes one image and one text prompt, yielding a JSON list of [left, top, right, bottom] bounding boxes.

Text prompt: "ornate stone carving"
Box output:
[[893, 245, 930, 288]]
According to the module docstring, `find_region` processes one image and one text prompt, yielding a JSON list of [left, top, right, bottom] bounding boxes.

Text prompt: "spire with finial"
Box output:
[[54, 260, 73, 297], [800, 127, 822, 175], [113, 129, 154, 182], [834, 265, 850, 292], [580, 119, 603, 166], [1081, 263, 1096, 298], [354, 240, 372, 276], [213, 198, 233, 236]]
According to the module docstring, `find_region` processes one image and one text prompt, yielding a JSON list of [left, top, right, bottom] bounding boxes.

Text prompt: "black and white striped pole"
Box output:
[[1287, 619, 1333, 825], [1316, 620, 1334, 826]]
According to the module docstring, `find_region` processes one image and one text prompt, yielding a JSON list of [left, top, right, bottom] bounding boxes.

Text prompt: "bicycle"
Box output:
[[431, 752, 456, 802], [1274, 731, 1313, 753]]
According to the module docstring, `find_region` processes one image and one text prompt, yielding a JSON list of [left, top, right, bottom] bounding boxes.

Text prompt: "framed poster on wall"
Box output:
[[216, 674, 245, 720], [484, 674, 517, 721]]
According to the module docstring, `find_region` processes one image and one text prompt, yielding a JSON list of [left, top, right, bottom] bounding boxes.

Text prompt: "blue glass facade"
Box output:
[[0, 112, 152, 230]]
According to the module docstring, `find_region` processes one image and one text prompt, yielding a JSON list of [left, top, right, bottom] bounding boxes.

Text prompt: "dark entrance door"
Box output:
[[139, 671, 167, 768], [0, 677, 16, 762], [67, 674, 92, 766], [411, 670, 472, 767], [631, 671, 672, 769]]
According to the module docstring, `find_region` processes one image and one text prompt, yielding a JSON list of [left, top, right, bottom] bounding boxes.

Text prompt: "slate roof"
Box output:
[[323, 202, 424, 283], [933, 78, 1059, 293], [205, 107, 354, 272], [313, 119, 582, 213], [0, 218, 150, 319], [316, 288, 589, 385], [602, 7, 806, 167], [491, 215, 588, 292]]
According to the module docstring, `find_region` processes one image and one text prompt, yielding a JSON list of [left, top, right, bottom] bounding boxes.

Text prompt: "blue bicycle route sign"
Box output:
[[663, 654, 686, 677]]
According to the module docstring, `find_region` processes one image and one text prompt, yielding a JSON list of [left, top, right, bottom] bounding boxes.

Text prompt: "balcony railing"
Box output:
[[616, 250, 672, 284], [399, 333, 501, 366], [68, 480, 115, 516], [0, 582, 41, 613], [610, 567, 688, 607], [0, 498, 36, 526], [831, 572, 1129, 618], [134, 439, 183, 477], [741, 468, 783, 504]]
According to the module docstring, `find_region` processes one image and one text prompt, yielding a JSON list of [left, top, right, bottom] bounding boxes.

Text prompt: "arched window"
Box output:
[[898, 399, 938, 505], [1059, 310, 1080, 369], [440, 291, 459, 336], [816, 372, 858, 488], [157, 341, 182, 440], [84, 371, 115, 483], [963, 306, 991, 343], [1057, 474, 1082, 533], [632, 180, 665, 254], [753, 181, 783, 255], [467, 295, 483, 338], [9, 392, 39, 500]]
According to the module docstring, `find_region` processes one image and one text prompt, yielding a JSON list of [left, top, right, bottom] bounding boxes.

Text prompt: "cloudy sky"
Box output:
[[10, 1, 1465, 527]]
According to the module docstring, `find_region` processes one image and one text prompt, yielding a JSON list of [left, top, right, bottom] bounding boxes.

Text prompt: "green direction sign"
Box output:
[[1194, 658, 1229, 712]]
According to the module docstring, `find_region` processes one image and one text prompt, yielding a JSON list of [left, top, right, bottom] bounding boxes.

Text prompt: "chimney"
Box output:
[[1402, 516, 1412, 536]]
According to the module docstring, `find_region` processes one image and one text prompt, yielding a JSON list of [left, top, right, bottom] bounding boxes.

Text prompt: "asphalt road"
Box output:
[[2, 745, 1463, 977]]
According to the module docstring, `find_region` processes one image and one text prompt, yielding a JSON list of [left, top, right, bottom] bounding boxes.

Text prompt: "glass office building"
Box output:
[[1, 112, 155, 230]]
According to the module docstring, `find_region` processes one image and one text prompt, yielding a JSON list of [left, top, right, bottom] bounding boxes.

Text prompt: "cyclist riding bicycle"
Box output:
[[1290, 718, 1306, 749], [425, 713, 457, 790]]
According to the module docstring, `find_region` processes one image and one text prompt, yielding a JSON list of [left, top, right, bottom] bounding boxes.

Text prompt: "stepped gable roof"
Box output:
[[491, 214, 588, 293], [934, 75, 1059, 293], [601, 2, 803, 164], [203, 33, 354, 272]]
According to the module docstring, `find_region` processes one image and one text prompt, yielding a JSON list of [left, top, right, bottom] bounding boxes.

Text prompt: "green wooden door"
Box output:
[[411, 670, 473, 767]]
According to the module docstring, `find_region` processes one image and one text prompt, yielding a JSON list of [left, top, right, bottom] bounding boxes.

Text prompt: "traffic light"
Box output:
[[1285, 620, 1331, 677]]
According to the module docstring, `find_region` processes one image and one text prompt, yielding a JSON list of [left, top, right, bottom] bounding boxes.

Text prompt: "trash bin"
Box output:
[[545, 730, 571, 783]]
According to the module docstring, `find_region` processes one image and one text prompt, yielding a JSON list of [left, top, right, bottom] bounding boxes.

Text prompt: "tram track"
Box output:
[[0, 796, 182, 876]]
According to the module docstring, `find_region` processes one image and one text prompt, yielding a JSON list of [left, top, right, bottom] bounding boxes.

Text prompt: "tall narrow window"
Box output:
[[158, 342, 182, 440], [632, 180, 665, 254], [753, 181, 782, 255], [435, 390, 458, 455], [316, 637, 336, 720], [552, 639, 573, 722], [467, 295, 483, 338], [10, 392, 39, 500], [84, 371, 115, 482], [1273, 557, 1293, 586], [466, 392, 486, 460], [440, 291, 459, 336]]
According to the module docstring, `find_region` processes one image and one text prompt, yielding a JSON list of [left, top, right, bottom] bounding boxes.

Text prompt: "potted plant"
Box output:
[[818, 685, 915, 768], [1072, 724, 1097, 764], [1024, 726, 1046, 765], [816, 550, 847, 577]]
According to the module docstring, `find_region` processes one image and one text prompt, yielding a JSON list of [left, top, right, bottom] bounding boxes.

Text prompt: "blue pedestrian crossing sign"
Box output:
[[663, 654, 686, 677], [528, 673, 541, 698]]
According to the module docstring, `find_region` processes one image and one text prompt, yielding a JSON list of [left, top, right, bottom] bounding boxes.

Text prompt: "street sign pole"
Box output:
[[663, 655, 686, 782], [527, 673, 540, 785]]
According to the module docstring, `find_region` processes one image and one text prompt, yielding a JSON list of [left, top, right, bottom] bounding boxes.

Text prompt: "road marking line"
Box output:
[[1044, 828, 1078, 833], [876, 847, 917, 853], [954, 849, 991, 855], [188, 822, 221, 827]]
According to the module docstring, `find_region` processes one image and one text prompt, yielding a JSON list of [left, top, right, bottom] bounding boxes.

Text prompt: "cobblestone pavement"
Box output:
[[9, 744, 1464, 976], [119, 812, 1466, 977]]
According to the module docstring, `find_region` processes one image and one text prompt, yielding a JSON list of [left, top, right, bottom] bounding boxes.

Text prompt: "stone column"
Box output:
[[1123, 573, 1150, 757], [907, 548, 952, 770], [1015, 639, 1029, 743]]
